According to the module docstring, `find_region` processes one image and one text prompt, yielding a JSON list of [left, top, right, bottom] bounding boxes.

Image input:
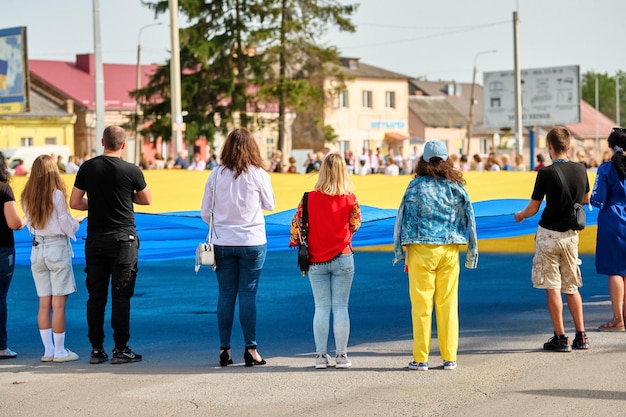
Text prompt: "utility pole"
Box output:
[[135, 23, 162, 166], [466, 50, 496, 156], [92, 0, 105, 155], [513, 11, 523, 157], [169, 0, 183, 156]]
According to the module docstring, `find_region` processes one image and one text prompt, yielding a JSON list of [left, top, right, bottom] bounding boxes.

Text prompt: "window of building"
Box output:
[[45, 137, 57, 145], [338, 90, 349, 108], [480, 138, 489, 154], [362, 91, 372, 108], [266, 137, 275, 160], [385, 91, 396, 109], [20, 137, 34, 146]]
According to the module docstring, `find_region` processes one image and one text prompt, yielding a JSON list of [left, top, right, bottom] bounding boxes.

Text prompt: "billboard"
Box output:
[[0, 26, 29, 114], [483, 65, 580, 128]]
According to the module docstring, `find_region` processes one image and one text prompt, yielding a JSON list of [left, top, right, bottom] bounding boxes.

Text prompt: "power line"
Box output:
[[342, 20, 509, 49]]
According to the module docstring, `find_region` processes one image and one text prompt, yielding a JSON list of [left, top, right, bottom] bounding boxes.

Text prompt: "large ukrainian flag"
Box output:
[[0, 59, 7, 91], [6, 170, 599, 266]]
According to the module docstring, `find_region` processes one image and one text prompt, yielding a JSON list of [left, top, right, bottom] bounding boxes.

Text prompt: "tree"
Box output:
[[136, 0, 264, 144], [252, 0, 357, 151], [581, 71, 626, 126], [137, 0, 357, 151]]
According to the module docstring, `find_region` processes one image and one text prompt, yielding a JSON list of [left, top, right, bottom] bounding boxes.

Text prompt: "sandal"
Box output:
[[0, 348, 17, 359], [598, 317, 625, 332]]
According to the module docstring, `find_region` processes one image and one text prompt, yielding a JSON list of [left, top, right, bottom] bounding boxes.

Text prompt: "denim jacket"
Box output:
[[393, 176, 478, 269]]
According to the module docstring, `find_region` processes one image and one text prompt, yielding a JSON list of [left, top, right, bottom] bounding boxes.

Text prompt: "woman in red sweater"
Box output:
[[290, 153, 361, 369]]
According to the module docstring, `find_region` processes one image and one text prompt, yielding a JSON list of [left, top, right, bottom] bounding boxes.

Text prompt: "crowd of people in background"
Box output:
[[3, 141, 611, 178]]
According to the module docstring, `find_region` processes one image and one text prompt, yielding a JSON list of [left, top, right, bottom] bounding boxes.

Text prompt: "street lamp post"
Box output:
[[465, 49, 497, 156], [135, 22, 162, 166]]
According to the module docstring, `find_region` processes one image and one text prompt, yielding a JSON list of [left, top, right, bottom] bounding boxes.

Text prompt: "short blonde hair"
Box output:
[[314, 153, 354, 195]]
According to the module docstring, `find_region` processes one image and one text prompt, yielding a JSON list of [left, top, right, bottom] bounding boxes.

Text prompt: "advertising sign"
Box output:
[[483, 65, 580, 128], [0, 26, 29, 114]]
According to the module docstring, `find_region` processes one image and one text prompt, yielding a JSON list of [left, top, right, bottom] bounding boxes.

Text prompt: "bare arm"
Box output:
[[70, 187, 88, 211], [133, 186, 152, 206], [582, 191, 590, 205], [4, 201, 25, 230], [514, 199, 541, 223]]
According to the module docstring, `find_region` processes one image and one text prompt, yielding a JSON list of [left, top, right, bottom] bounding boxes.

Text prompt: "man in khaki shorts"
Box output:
[[514, 126, 590, 352]]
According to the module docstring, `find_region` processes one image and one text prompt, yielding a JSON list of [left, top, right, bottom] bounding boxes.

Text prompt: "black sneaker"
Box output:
[[543, 333, 572, 352], [572, 331, 590, 350], [111, 346, 142, 364], [90, 348, 109, 364]]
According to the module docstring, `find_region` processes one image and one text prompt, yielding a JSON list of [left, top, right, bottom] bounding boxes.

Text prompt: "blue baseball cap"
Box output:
[[422, 140, 448, 162]]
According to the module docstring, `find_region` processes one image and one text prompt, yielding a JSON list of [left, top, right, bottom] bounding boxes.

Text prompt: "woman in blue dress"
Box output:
[[591, 127, 626, 332]]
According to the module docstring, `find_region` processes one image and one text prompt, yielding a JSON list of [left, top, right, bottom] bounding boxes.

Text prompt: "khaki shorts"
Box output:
[[531, 225, 582, 294]]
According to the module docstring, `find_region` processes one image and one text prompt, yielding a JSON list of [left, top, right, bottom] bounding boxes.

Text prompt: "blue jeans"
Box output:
[[0, 247, 15, 350], [308, 253, 355, 356], [215, 244, 266, 350]]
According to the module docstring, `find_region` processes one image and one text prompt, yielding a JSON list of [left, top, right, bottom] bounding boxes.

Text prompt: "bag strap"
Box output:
[[299, 192, 309, 244], [207, 168, 219, 243], [552, 163, 575, 205]]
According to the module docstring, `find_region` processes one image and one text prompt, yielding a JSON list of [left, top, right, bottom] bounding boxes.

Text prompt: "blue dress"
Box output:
[[590, 161, 626, 275]]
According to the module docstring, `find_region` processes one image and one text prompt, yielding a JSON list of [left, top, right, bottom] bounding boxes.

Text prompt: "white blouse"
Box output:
[[25, 189, 80, 240], [201, 166, 275, 246]]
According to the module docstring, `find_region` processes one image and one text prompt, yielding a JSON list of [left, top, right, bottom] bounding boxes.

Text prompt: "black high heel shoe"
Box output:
[[219, 349, 233, 366], [244, 347, 266, 367]]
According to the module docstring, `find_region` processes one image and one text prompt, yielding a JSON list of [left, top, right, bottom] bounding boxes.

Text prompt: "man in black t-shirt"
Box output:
[[70, 126, 152, 365], [514, 126, 590, 353]]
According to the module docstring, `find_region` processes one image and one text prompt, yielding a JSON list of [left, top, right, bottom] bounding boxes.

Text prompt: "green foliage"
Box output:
[[581, 71, 626, 126], [136, 0, 357, 149]]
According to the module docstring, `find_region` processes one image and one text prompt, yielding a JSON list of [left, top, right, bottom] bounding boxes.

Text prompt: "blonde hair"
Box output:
[[21, 154, 68, 229], [314, 153, 354, 195]]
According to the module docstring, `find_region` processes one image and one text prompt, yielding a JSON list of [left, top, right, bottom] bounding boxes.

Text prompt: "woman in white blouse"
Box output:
[[201, 128, 276, 367], [22, 155, 83, 362]]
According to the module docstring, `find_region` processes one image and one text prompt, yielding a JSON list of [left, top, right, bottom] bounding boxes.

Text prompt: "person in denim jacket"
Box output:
[[393, 140, 478, 372]]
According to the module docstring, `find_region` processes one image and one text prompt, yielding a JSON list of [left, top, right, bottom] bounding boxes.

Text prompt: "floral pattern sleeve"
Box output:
[[289, 200, 303, 247], [349, 199, 362, 234]]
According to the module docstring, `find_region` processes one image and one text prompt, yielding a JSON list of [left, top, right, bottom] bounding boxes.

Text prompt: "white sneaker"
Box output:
[[335, 354, 352, 369], [53, 348, 79, 363], [315, 354, 330, 369], [408, 361, 428, 371]]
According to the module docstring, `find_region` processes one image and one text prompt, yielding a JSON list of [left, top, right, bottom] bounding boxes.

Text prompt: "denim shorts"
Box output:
[[31, 235, 76, 297]]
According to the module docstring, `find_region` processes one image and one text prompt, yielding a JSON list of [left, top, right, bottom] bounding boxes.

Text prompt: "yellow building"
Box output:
[[0, 87, 76, 150], [324, 57, 410, 154]]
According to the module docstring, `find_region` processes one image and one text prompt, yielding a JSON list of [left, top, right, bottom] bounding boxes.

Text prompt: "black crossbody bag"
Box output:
[[297, 192, 310, 275]]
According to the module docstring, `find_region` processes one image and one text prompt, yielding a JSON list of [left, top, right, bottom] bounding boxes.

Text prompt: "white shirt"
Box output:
[[384, 164, 400, 176], [65, 162, 80, 174], [201, 166, 276, 246], [25, 189, 80, 240], [188, 160, 207, 171]]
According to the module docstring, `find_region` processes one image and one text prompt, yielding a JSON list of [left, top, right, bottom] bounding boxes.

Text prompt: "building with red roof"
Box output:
[[29, 54, 158, 160]]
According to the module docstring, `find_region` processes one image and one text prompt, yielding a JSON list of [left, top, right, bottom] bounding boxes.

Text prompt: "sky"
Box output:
[[1, 0, 625, 85]]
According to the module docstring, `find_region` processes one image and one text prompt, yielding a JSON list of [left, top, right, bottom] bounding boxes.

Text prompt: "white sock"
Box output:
[[39, 328, 54, 357], [53, 332, 67, 357]]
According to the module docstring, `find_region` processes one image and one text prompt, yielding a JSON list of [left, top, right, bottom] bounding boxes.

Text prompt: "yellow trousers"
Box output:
[[406, 244, 460, 363]]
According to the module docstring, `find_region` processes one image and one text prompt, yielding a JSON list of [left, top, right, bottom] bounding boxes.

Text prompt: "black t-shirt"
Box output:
[[0, 182, 15, 247], [74, 156, 147, 233], [531, 161, 590, 232]]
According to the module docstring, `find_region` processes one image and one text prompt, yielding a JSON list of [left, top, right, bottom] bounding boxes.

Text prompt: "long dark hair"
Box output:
[[0, 152, 11, 184], [608, 128, 626, 180], [220, 128, 265, 179], [415, 157, 465, 185]]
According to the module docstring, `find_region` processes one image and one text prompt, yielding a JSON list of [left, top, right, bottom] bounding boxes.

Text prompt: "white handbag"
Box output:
[[195, 172, 218, 273]]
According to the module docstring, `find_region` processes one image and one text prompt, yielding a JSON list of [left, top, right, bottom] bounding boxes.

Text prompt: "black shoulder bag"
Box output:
[[553, 163, 586, 231], [297, 192, 310, 276]]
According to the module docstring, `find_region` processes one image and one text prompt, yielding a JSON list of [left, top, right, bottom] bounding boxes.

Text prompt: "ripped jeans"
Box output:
[[84, 230, 139, 351]]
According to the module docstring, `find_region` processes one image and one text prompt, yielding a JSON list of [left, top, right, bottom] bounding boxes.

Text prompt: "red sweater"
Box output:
[[290, 191, 361, 263]]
